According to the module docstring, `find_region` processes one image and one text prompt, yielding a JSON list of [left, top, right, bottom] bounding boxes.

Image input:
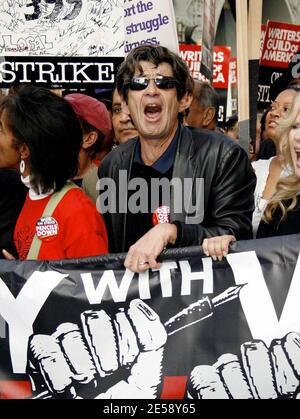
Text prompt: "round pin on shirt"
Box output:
[[152, 206, 170, 226], [35, 216, 59, 242]]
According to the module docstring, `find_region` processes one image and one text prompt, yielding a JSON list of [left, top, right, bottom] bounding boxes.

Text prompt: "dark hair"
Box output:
[[224, 114, 238, 131], [117, 45, 194, 101], [194, 81, 219, 115], [259, 107, 270, 140], [0, 85, 82, 193]]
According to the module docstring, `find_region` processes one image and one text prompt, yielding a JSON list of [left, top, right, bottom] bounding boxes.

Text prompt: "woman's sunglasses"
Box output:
[[128, 76, 180, 91]]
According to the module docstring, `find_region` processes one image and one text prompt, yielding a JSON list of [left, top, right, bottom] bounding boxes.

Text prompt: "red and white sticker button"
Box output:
[[35, 216, 59, 242], [152, 206, 170, 226]]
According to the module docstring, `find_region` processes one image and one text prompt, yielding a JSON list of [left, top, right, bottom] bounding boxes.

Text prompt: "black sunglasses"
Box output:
[[129, 76, 180, 91]]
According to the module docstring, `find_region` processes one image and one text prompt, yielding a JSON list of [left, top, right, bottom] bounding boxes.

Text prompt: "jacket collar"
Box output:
[[172, 124, 196, 176], [119, 124, 197, 180], [170, 125, 197, 223]]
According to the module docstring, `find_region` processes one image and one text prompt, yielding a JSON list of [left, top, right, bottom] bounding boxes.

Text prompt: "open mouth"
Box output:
[[295, 149, 300, 167], [144, 104, 162, 120]]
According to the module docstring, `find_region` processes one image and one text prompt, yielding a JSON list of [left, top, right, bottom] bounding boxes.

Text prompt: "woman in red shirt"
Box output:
[[0, 85, 108, 260]]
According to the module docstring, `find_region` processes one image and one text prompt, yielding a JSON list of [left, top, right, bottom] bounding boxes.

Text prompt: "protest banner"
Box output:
[[179, 44, 230, 124], [260, 24, 267, 57], [212, 46, 231, 89], [179, 44, 202, 80], [258, 20, 300, 108], [124, 0, 179, 54], [172, 0, 204, 44], [200, 0, 216, 82], [260, 20, 300, 69], [248, 0, 263, 152], [0, 56, 123, 89], [212, 46, 231, 125], [236, 0, 250, 153], [228, 57, 238, 116], [179, 44, 230, 88], [0, 0, 124, 88], [0, 234, 300, 399]]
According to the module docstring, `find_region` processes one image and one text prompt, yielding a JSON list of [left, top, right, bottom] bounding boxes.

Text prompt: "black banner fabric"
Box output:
[[258, 65, 285, 109], [0, 234, 300, 399], [0, 56, 124, 88]]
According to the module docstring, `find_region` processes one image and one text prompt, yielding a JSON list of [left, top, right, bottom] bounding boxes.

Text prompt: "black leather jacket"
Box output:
[[99, 124, 256, 253]]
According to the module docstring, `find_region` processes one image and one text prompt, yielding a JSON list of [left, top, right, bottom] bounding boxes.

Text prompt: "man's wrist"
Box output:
[[167, 223, 178, 245], [160, 221, 181, 247]]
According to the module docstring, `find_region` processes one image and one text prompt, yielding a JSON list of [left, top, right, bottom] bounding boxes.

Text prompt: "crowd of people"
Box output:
[[0, 44, 300, 268]]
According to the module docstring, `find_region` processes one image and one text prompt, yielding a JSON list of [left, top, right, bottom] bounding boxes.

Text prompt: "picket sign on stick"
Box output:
[[248, 0, 263, 153], [236, 0, 250, 153]]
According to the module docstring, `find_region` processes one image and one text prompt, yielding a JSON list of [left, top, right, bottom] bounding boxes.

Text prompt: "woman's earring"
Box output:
[[19, 159, 25, 174]]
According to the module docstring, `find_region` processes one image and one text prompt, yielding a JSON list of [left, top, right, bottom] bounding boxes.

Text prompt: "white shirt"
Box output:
[[252, 158, 290, 237], [21, 175, 54, 201]]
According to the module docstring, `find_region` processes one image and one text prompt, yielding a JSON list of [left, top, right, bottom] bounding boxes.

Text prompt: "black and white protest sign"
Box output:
[[0, 234, 300, 399]]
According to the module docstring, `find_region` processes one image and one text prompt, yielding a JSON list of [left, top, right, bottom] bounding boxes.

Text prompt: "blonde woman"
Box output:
[[256, 93, 300, 238], [203, 91, 300, 260], [252, 87, 299, 237]]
